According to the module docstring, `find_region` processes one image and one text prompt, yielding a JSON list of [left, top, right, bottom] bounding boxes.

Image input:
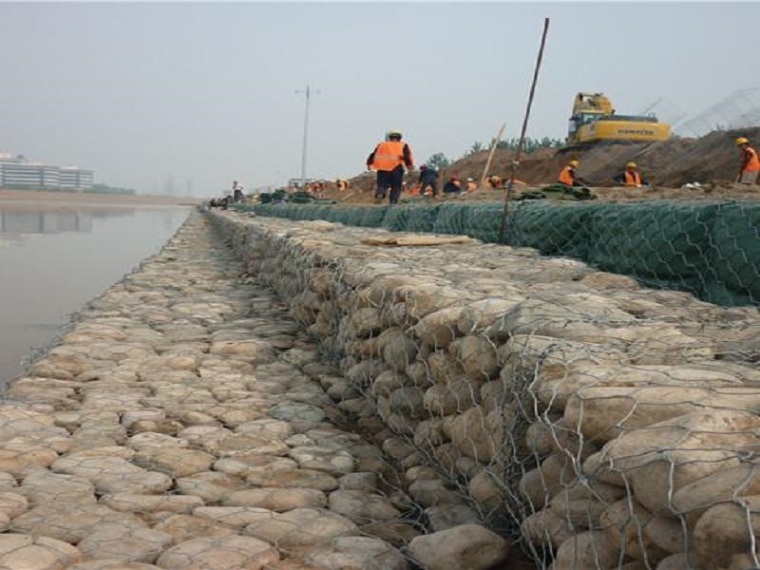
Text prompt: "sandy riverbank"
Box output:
[[0, 189, 201, 210]]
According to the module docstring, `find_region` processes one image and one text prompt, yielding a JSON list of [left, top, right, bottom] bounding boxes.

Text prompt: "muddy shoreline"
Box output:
[[0, 189, 201, 210]]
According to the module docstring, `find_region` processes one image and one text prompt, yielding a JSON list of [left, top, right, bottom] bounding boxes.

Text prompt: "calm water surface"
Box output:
[[0, 204, 192, 384]]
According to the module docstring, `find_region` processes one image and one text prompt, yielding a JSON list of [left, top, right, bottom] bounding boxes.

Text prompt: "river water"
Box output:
[[0, 203, 192, 384]]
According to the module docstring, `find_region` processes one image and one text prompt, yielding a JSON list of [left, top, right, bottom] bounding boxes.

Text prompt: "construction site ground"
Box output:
[[322, 126, 760, 206]]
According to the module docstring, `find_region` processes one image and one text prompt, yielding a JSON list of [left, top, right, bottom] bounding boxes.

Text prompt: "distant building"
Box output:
[[0, 152, 94, 191], [59, 166, 94, 191]]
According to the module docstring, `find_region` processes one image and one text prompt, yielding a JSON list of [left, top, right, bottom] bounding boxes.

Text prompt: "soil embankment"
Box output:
[[324, 127, 760, 205]]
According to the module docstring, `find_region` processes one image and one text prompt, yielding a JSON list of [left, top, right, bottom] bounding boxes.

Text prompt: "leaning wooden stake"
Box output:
[[480, 123, 506, 188], [498, 18, 550, 243]]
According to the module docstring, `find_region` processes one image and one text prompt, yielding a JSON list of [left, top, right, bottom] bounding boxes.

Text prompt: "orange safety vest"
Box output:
[[743, 147, 760, 172], [371, 141, 408, 171], [558, 166, 575, 186], [624, 171, 642, 186]]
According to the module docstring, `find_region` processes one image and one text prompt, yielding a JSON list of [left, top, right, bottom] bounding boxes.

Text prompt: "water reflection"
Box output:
[[0, 204, 191, 385], [1, 210, 95, 235]]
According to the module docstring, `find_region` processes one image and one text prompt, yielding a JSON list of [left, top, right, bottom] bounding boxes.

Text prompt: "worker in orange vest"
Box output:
[[613, 162, 649, 188], [366, 129, 414, 205], [557, 159, 588, 187], [736, 137, 760, 185], [487, 175, 504, 189]]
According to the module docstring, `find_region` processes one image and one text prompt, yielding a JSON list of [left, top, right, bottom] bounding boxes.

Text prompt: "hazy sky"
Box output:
[[1, 1, 759, 195]]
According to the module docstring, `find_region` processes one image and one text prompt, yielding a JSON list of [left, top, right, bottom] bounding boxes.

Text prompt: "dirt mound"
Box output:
[[440, 126, 760, 188], [328, 127, 760, 205]]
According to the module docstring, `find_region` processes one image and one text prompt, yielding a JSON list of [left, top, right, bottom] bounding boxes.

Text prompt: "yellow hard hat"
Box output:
[[626, 162, 637, 169], [569, 160, 579, 167], [736, 137, 750, 145]]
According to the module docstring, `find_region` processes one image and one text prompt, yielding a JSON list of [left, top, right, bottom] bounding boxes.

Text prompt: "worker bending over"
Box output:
[[613, 162, 649, 188], [418, 165, 439, 197], [367, 130, 414, 205], [558, 159, 588, 187], [736, 137, 760, 185]]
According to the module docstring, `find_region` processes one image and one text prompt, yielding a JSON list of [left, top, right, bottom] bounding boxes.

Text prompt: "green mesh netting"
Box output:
[[705, 202, 760, 306], [253, 204, 277, 217], [341, 207, 367, 227], [359, 207, 389, 228], [505, 202, 594, 258], [295, 206, 315, 220], [321, 208, 340, 223], [281, 205, 301, 220], [238, 199, 760, 308], [463, 203, 505, 243], [299, 205, 318, 219], [405, 205, 441, 233], [324, 208, 351, 225], [587, 202, 718, 287], [382, 206, 410, 231], [432, 203, 471, 236]]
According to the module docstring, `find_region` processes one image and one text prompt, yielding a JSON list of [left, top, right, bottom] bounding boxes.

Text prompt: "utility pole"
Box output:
[[295, 84, 321, 189]]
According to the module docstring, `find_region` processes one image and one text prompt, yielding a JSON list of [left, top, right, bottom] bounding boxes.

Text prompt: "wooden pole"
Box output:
[[480, 123, 506, 188], [498, 18, 550, 242]]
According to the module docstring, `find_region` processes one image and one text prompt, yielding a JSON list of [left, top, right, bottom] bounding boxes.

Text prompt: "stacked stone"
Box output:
[[0, 210, 519, 570], [210, 211, 760, 570]]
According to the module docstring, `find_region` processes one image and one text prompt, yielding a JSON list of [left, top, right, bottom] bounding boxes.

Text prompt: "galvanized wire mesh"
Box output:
[[211, 207, 760, 569]]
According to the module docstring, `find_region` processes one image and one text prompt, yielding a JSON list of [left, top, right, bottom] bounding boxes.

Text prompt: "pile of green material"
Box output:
[[288, 191, 315, 204], [517, 184, 596, 201]]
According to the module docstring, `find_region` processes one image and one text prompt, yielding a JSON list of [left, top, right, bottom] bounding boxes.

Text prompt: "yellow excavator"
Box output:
[[562, 92, 671, 152]]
